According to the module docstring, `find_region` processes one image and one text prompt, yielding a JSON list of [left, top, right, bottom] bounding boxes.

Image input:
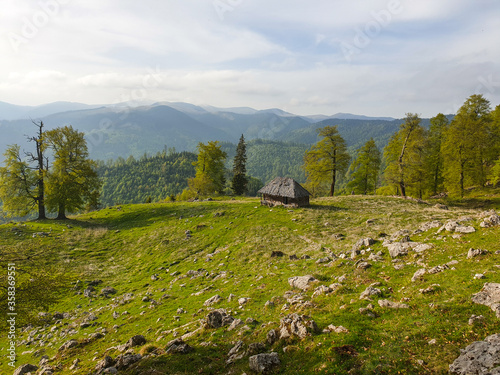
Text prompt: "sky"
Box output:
[[0, 0, 499, 118]]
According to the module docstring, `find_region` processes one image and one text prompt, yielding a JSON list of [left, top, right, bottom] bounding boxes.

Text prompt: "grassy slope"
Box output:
[[1, 194, 500, 374]]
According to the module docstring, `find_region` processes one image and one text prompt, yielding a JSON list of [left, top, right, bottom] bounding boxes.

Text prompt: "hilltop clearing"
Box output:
[[1, 195, 500, 374]]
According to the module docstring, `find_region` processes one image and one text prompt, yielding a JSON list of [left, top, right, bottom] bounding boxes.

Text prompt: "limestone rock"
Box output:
[[360, 286, 381, 300], [449, 333, 500, 374], [227, 318, 243, 331], [472, 283, 500, 318], [411, 268, 427, 282], [126, 335, 146, 348], [469, 315, 485, 326], [266, 329, 278, 345], [165, 338, 193, 354], [323, 325, 349, 333], [288, 275, 317, 291], [204, 294, 222, 306], [278, 313, 319, 340], [115, 352, 142, 370], [204, 309, 234, 329], [480, 212, 500, 228], [249, 353, 281, 374], [227, 340, 246, 364], [13, 364, 38, 375], [95, 356, 115, 372], [357, 262, 372, 270], [387, 243, 409, 258], [455, 225, 476, 234], [467, 248, 489, 259], [312, 285, 333, 298], [59, 339, 79, 351], [378, 299, 409, 309]]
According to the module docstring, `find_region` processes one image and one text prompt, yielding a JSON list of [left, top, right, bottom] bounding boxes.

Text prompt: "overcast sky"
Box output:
[[1, 0, 499, 117]]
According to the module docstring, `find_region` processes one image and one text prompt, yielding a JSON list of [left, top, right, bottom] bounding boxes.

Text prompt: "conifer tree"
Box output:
[[346, 138, 381, 195], [304, 126, 350, 196], [427, 113, 449, 195], [231, 134, 248, 195]]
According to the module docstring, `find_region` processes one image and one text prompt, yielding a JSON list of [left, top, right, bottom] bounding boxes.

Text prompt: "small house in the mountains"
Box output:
[[257, 177, 311, 208]]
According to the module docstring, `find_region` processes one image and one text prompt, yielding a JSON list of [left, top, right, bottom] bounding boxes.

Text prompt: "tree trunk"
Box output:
[[35, 121, 47, 220], [330, 169, 336, 197], [56, 203, 67, 220]]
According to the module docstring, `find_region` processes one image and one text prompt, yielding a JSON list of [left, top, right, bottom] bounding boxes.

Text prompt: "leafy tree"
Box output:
[[383, 113, 425, 198], [427, 113, 449, 195], [45, 126, 100, 219], [304, 126, 350, 196], [442, 95, 492, 197], [231, 134, 248, 195], [0, 121, 48, 219], [346, 138, 381, 195], [188, 141, 227, 196]]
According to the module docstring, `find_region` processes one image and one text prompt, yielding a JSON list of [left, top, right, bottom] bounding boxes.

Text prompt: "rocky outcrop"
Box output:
[[249, 353, 281, 374], [165, 338, 193, 354], [472, 283, 500, 318], [204, 294, 222, 306], [378, 299, 409, 309], [467, 248, 489, 259], [480, 211, 500, 228], [449, 333, 500, 374]]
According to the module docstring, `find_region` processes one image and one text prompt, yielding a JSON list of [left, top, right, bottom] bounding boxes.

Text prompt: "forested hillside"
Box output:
[[97, 151, 197, 206]]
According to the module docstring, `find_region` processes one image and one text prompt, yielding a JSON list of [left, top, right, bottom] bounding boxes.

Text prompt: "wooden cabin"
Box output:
[[257, 177, 311, 208]]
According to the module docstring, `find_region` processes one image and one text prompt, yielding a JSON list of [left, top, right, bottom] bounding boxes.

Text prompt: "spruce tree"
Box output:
[[231, 134, 248, 195]]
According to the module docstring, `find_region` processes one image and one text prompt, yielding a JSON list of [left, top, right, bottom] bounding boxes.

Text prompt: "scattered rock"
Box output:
[[449, 333, 500, 374], [472, 283, 500, 318], [279, 313, 319, 340], [271, 251, 285, 258], [95, 356, 115, 372], [413, 243, 433, 253], [475, 274, 486, 280], [455, 225, 476, 234], [59, 339, 79, 351], [227, 319, 244, 331], [312, 285, 333, 298], [13, 364, 38, 375], [357, 262, 372, 270], [360, 286, 382, 300], [115, 352, 142, 370], [249, 353, 281, 374], [238, 297, 250, 306], [469, 315, 485, 326], [419, 221, 442, 232], [165, 338, 194, 354], [420, 284, 440, 294], [387, 243, 409, 258], [467, 248, 489, 259], [267, 329, 278, 345], [480, 212, 500, 228], [204, 294, 222, 306], [378, 299, 409, 309], [101, 287, 117, 296], [288, 275, 318, 291], [83, 286, 95, 298], [204, 309, 234, 329], [323, 325, 349, 334], [227, 340, 246, 364], [411, 268, 427, 282]]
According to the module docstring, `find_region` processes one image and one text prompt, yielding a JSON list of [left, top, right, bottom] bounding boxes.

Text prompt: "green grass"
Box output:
[[0, 193, 499, 374]]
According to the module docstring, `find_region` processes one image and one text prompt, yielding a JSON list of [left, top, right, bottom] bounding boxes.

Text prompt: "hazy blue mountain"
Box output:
[[0, 101, 103, 120]]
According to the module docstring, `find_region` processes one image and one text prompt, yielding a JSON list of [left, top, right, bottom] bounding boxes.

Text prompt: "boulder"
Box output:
[[455, 225, 476, 234], [278, 313, 319, 340], [95, 356, 115, 372], [204, 309, 234, 329], [227, 318, 243, 331], [126, 335, 146, 348], [249, 353, 281, 374], [449, 333, 500, 374], [165, 338, 193, 354], [312, 285, 333, 298], [101, 287, 117, 296], [115, 352, 142, 370], [266, 329, 278, 345], [13, 364, 38, 375], [472, 283, 500, 318], [357, 262, 372, 270], [288, 275, 317, 291]]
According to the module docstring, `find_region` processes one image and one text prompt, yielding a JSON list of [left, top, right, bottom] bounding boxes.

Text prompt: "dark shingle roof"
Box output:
[[257, 177, 311, 198]]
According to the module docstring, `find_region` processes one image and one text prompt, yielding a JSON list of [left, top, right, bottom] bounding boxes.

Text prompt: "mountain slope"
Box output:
[[1, 195, 499, 374]]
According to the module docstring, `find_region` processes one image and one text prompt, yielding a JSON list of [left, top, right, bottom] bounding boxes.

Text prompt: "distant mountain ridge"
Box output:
[[0, 100, 407, 161]]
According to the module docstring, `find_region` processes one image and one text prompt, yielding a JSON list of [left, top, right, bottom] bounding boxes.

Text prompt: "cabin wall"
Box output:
[[261, 194, 309, 208]]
